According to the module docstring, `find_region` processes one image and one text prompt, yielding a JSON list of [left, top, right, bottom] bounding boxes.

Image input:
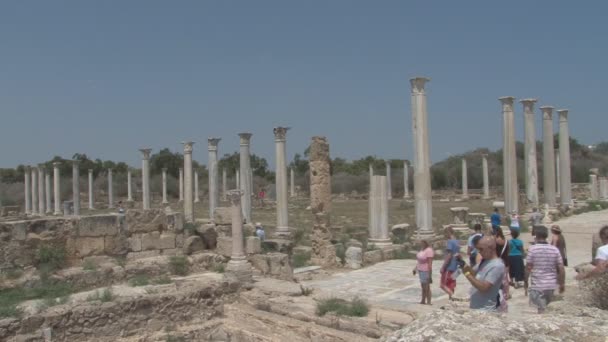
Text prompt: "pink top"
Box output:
[[416, 247, 434, 272]]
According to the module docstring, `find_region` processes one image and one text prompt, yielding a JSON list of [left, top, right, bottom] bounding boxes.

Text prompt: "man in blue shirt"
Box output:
[[491, 208, 502, 235]]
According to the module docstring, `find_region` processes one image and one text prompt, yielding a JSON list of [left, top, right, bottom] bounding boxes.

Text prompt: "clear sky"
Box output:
[[1, 1, 606, 168]]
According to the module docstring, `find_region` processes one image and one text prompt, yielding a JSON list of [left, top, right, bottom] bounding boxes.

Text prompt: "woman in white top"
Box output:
[[577, 225, 608, 280]]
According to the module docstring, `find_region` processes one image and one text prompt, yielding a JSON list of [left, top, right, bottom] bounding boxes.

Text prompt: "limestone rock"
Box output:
[[345, 246, 362, 269], [245, 236, 261, 254], [213, 207, 232, 225], [217, 236, 232, 257], [183, 236, 204, 255], [197, 225, 218, 250], [363, 249, 383, 265], [250, 253, 293, 281], [126, 209, 168, 233]]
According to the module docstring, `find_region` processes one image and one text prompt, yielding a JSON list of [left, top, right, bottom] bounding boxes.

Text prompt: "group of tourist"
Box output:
[[412, 207, 595, 313]]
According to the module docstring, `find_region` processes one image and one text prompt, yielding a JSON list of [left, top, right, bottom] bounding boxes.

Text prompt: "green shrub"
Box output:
[[169, 256, 189, 276], [129, 275, 150, 287], [82, 259, 98, 271], [316, 297, 369, 317], [37, 245, 67, 272], [293, 228, 306, 245], [4, 267, 23, 279], [183, 222, 197, 236], [100, 288, 113, 302], [334, 244, 346, 265], [154, 275, 173, 285], [0, 279, 72, 318], [212, 263, 225, 274], [292, 253, 310, 268]]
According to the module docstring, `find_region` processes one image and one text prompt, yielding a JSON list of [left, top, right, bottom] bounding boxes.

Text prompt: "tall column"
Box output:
[[127, 169, 133, 202], [88, 169, 94, 210], [500, 96, 518, 213], [558, 109, 572, 206], [369, 163, 374, 234], [290, 168, 295, 198], [222, 169, 227, 201], [385, 161, 392, 200], [238, 133, 253, 223], [139, 149, 152, 210], [403, 161, 410, 199], [24, 166, 31, 214], [72, 160, 80, 216], [236, 170, 240, 189], [179, 168, 184, 202], [555, 150, 561, 197], [225, 189, 253, 283], [31, 167, 38, 214], [590, 174, 599, 200], [194, 171, 200, 203], [107, 169, 114, 209], [368, 175, 391, 246], [274, 127, 290, 237], [410, 77, 434, 237], [600, 177, 608, 200], [461, 158, 468, 199], [45, 172, 52, 214], [53, 163, 61, 215], [541, 106, 557, 207], [208, 138, 221, 220], [521, 99, 539, 207], [38, 165, 46, 215], [183, 142, 195, 222], [482, 155, 490, 199], [162, 168, 168, 204]]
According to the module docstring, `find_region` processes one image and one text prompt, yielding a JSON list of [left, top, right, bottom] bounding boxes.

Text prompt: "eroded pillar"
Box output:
[[558, 109, 572, 206], [521, 99, 539, 207], [500, 96, 518, 213], [590, 174, 599, 200], [225, 189, 253, 283], [38, 165, 46, 215], [194, 171, 200, 203], [72, 160, 80, 216], [140, 148, 152, 210], [600, 177, 608, 200], [482, 155, 490, 199], [222, 168, 227, 202], [541, 106, 556, 207], [31, 167, 38, 214], [183, 142, 195, 222], [290, 168, 295, 198], [461, 158, 468, 199], [127, 169, 133, 202], [45, 172, 52, 214], [53, 163, 61, 215], [88, 169, 94, 210], [369, 175, 391, 246], [208, 138, 221, 220], [239, 133, 253, 224], [386, 161, 392, 200], [273, 127, 290, 236], [162, 168, 168, 204], [179, 167, 184, 202], [107, 169, 114, 209], [24, 166, 31, 214], [403, 161, 410, 199]]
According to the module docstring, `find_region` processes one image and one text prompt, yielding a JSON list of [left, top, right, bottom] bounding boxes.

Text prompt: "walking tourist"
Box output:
[[255, 222, 265, 241], [490, 208, 502, 235], [467, 224, 483, 267], [576, 225, 608, 280], [509, 210, 520, 234], [525, 226, 565, 314], [508, 229, 525, 288], [550, 225, 568, 266], [413, 240, 434, 305], [528, 207, 544, 226], [462, 236, 506, 311], [440, 226, 460, 300]]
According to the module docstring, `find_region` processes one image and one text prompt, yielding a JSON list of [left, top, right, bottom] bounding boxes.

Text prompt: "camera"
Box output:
[[456, 255, 466, 269]]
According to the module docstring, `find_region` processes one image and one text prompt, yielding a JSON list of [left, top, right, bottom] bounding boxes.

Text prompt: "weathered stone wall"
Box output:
[[0, 209, 185, 270]]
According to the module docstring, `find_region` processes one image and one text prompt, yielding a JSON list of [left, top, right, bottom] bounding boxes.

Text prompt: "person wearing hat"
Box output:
[[255, 222, 265, 241], [550, 225, 567, 266]]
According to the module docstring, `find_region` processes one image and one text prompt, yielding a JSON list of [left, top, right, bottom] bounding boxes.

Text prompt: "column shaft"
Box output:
[[179, 168, 184, 201], [541, 106, 556, 207], [590, 175, 599, 200], [386, 161, 392, 200], [500, 96, 518, 213], [369, 175, 390, 245], [558, 110, 572, 206], [290, 168, 295, 197], [194, 171, 200, 203], [403, 161, 410, 199], [127, 169, 133, 202], [461, 158, 468, 199], [88, 169, 94, 210], [31, 167, 38, 214], [239, 133, 253, 223], [45, 173, 51, 213], [24, 167, 31, 214], [38, 166, 45, 215], [274, 128, 290, 235], [522, 99, 539, 206], [162, 168, 168, 204], [222, 169, 227, 201], [208, 138, 221, 219], [183, 143, 194, 222], [140, 149, 151, 210], [108, 169, 114, 209], [72, 161, 80, 216], [53, 163, 61, 215], [482, 155, 490, 199]]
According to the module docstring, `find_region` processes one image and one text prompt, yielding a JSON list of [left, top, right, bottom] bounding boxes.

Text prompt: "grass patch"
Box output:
[[292, 253, 310, 268], [335, 244, 346, 265], [166, 335, 186, 342], [154, 275, 173, 285], [129, 275, 150, 287], [0, 279, 73, 318], [183, 222, 197, 236], [4, 267, 23, 280], [212, 263, 225, 274], [82, 259, 98, 271], [293, 228, 307, 245], [37, 245, 67, 273], [316, 297, 369, 317], [169, 256, 189, 276], [114, 256, 127, 268], [87, 288, 114, 302]]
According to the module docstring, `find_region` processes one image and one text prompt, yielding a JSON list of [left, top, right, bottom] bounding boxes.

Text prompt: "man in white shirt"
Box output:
[[576, 225, 608, 280]]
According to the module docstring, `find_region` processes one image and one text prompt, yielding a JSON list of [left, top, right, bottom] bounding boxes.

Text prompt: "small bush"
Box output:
[[293, 228, 306, 245], [335, 244, 346, 265], [367, 243, 378, 251], [316, 297, 369, 317], [169, 256, 189, 276], [100, 288, 113, 302], [212, 263, 225, 274], [37, 245, 67, 272], [129, 275, 150, 287], [0, 305, 21, 318], [292, 253, 310, 268], [82, 259, 98, 271], [300, 285, 314, 296], [0, 279, 73, 318], [154, 275, 173, 285], [114, 256, 127, 267], [183, 222, 197, 236]]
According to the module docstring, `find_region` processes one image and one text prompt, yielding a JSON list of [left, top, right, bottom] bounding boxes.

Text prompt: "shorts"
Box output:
[[441, 270, 456, 291], [529, 289, 554, 310], [492, 225, 501, 235], [418, 271, 430, 284]]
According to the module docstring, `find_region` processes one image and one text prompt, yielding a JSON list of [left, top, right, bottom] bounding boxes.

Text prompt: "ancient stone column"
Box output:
[[31, 167, 38, 214], [127, 169, 133, 202], [24, 166, 31, 214], [107, 169, 114, 209], [600, 177, 608, 200], [239, 133, 253, 224], [72, 160, 80, 216], [162, 168, 168, 204], [369, 175, 391, 246], [183, 142, 195, 222], [541, 106, 557, 207], [45, 172, 52, 214], [590, 174, 599, 200], [273, 127, 290, 237], [309, 136, 337, 266], [386, 161, 393, 200], [461, 158, 468, 199], [410, 77, 434, 238], [500, 96, 519, 213], [208, 138, 221, 220], [194, 171, 200, 203], [521, 99, 539, 207], [38, 165, 46, 215], [482, 155, 490, 199], [53, 163, 61, 215], [139, 148, 152, 210], [403, 161, 410, 199], [369, 163, 374, 234], [290, 168, 295, 198], [88, 169, 94, 210], [222, 168, 227, 201], [225, 189, 253, 283], [179, 167, 184, 202], [555, 150, 561, 197], [558, 109, 572, 206]]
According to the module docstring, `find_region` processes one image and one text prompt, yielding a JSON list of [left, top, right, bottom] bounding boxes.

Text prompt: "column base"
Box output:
[[225, 259, 253, 283], [414, 230, 436, 242], [274, 227, 293, 239], [162, 201, 169, 204], [194, 199, 200, 203], [368, 238, 392, 247]]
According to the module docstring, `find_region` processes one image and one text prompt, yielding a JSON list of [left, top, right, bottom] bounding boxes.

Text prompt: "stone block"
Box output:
[[78, 215, 119, 237], [363, 249, 383, 265], [104, 234, 129, 255], [166, 212, 184, 232], [217, 236, 232, 257], [10, 222, 27, 241], [243, 223, 255, 238], [213, 207, 232, 225], [161, 248, 183, 256], [197, 225, 218, 249], [158, 233, 176, 250], [126, 209, 167, 233], [250, 253, 293, 281], [175, 233, 184, 248], [129, 235, 142, 252], [142, 231, 161, 250], [345, 246, 362, 269], [126, 250, 161, 261], [245, 237, 261, 254], [183, 236, 204, 255], [76, 237, 105, 257]]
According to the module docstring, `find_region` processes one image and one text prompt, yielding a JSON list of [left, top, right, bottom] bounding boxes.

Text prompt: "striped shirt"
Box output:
[[526, 243, 563, 291]]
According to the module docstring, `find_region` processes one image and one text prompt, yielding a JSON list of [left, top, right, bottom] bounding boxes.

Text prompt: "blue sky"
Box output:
[[1, 1, 606, 168]]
